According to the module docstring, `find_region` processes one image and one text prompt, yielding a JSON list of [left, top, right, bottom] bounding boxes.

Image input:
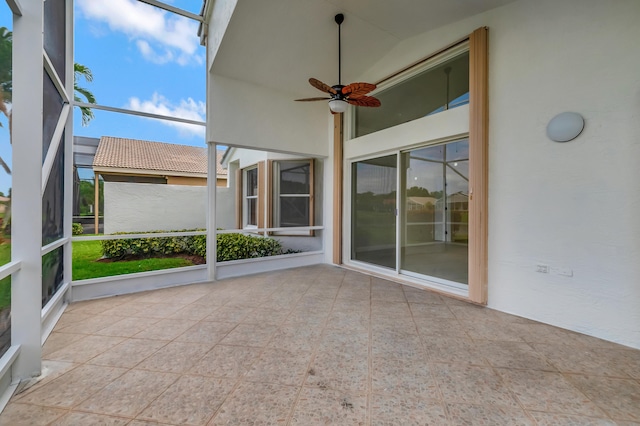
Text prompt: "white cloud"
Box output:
[[127, 92, 206, 138], [76, 0, 203, 66]]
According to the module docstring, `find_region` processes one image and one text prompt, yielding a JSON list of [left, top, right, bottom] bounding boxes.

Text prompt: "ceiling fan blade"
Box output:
[[342, 82, 376, 98], [309, 78, 337, 95], [295, 97, 331, 101], [347, 96, 381, 107]]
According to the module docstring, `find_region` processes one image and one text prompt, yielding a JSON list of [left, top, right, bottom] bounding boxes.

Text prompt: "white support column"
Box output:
[[11, 0, 44, 379], [206, 142, 217, 281]]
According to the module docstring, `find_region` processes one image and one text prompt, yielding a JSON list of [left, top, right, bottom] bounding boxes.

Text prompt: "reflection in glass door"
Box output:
[[351, 155, 397, 269], [401, 140, 469, 284]]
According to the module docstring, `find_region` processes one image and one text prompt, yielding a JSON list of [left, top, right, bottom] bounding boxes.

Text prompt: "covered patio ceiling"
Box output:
[[210, 0, 516, 96]]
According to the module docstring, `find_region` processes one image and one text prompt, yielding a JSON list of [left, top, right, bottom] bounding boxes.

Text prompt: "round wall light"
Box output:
[[546, 112, 585, 143]]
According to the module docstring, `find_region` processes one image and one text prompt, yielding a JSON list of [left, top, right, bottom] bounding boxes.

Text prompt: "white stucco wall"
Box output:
[[208, 75, 330, 157], [104, 182, 208, 233]]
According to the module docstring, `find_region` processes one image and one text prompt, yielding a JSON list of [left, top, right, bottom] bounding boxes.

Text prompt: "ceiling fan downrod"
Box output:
[[335, 13, 344, 86]]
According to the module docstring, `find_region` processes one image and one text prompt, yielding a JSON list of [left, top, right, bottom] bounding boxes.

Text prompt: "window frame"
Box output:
[[242, 166, 259, 229], [270, 159, 314, 236]]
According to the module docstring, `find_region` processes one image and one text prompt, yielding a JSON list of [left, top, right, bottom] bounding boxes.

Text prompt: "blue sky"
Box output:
[[0, 0, 207, 193]]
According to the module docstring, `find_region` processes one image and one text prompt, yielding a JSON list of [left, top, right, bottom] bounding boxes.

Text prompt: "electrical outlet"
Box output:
[[551, 267, 573, 277], [536, 264, 549, 273]]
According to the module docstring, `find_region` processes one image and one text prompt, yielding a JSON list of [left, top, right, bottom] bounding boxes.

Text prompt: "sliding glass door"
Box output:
[[350, 140, 469, 286], [351, 155, 397, 269]]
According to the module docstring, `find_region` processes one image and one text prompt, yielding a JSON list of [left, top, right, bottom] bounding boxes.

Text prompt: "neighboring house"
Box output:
[[92, 137, 227, 234], [203, 0, 640, 349]]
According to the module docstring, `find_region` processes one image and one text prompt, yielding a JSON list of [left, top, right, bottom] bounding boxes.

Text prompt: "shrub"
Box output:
[[72, 223, 84, 235], [101, 230, 287, 262], [216, 233, 283, 262]]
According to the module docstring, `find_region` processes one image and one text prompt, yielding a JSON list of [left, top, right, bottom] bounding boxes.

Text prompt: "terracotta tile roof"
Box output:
[[93, 136, 227, 177]]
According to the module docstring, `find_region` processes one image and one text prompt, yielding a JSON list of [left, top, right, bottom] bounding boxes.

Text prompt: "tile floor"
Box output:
[[1, 265, 639, 425]]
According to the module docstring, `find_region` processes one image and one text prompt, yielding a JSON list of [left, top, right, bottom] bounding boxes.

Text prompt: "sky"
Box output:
[[0, 0, 207, 193]]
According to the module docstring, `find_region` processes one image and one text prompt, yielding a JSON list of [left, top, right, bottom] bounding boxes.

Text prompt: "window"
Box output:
[[236, 159, 314, 234], [354, 48, 469, 138], [273, 160, 313, 227], [244, 167, 258, 227]]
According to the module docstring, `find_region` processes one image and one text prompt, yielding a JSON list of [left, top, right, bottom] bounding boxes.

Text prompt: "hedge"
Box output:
[[101, 230, 288, 262]]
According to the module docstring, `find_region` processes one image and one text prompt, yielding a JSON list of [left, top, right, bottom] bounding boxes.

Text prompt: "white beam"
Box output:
[[207, 142, 216, 281], [73, 101, 206, 127], [6, 0, 22, 16], [41, 103, 70, 195], [136, 0, 203, 22], [12, 0, 44, 380]]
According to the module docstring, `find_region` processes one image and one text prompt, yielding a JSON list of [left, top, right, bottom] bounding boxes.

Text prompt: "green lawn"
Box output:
[[0, 243, 10, 310], [0, 240, 196, 309], [72, 240, 194, 280]]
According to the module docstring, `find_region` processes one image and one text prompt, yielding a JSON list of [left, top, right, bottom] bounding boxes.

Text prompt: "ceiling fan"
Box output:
[[295, 13, 381, 114]]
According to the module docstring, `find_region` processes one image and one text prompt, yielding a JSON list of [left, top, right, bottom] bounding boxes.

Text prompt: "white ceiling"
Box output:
[[211, 0, 515, 96]]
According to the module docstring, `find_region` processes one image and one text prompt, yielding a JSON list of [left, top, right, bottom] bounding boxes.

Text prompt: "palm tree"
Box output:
[[74, 63, 96, 127]]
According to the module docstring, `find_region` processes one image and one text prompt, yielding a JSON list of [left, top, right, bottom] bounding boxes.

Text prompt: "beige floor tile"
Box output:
[[371, 286, 407, 302], [168, 303, 221, 321], [460, 319, 525, 342], [131, 302, 187, 319], [477, 341, 556, 371], [189, 345, 261, 378], [49, 411, 131, 425], [76, 369, 179, 417], [218, 323, 278, 347], [424, 336, 487, 365], [268, 324, 323, 353], [55, 314, 127, 335], [445, 402, 535, 425], [371, 357, 438, 399], [319, 328, 369, 354], [433, 363, 520, 409], [12, 360, 78, 400], [307, 351, 369, 393], [241, 306, 292, 325], [87, 338, 168, 368], [290, 387, 367, 426], [372, 330, 426, 361], [532, 343, 631, 377], [132, 318, 198, 341], [410, 302, 455, 319], [0, 402, 66, 425], [498, 368, 606, 416], [209, 381, 298, 425], [448, 304, 505, 323], [43, 335, 126, 363], [52, 311, 93, 331], [371, 301, 413, 319], [138, 375, 235, 425], [175, 321, 237, 345], [136, 341, 213, 374], [245, 348, 312, 386], [17, 364, 127, 409], [403, 287, 444, 304], [204, 305, 254, 323], [370, 394, 449, 426], [529, 412, 617, 426], [94, 316, 160, 337], [566, 374, 640, 421], [41, 331, 85, 357], [4, 265, 640, 425], [413, 317, 468, 338], [325, 310, 370, 333]]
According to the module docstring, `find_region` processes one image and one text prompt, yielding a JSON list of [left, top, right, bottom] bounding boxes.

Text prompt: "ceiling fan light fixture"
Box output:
[[329, 99, 348, 113]]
